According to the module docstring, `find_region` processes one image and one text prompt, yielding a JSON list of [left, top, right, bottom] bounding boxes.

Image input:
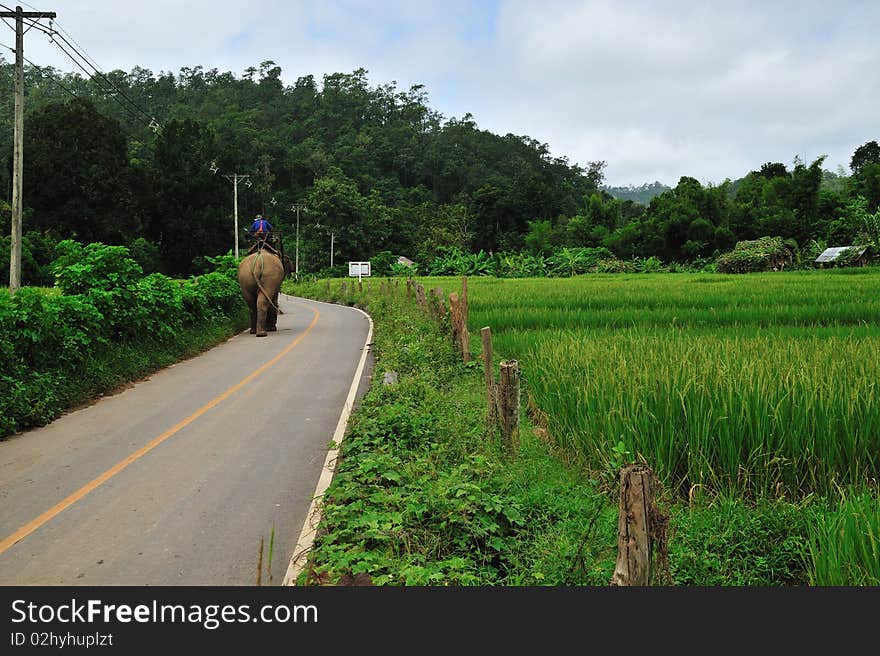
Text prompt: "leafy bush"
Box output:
[[596, 257, 636, 273], [389, 261, 419, 277], [547, 247, 613, 276], [134, 273, 184, 339], [51, 240, 143, 336], [0, 241, 248, 437], [3, 288, 105, 370], [181, 271, 241, 321], [369, 250, 398, 276], [716, 236, 793, 274], [669, 497, 812, 585], [632, 256, 669, 273], [428, 247, 493, 276], [128, 237, 163, 275], [492, 251, 546, 278]]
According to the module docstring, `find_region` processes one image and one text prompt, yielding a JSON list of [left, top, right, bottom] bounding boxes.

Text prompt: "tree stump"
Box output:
[[610, 464, 656, 586]]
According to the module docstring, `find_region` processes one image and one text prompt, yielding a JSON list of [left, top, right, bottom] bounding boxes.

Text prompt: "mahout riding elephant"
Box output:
[[237, 249, 293, 336]]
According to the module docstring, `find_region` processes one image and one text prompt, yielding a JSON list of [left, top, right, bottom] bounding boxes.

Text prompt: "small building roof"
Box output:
[[397, 256, 414, 266], [815, 246, 867, 263]]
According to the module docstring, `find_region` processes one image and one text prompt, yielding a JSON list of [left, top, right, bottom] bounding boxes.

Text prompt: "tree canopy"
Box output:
[[0, 56, 877, 279]]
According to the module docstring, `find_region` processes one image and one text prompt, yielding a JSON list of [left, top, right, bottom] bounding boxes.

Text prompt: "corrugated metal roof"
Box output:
[[815, 246, 867, 263]]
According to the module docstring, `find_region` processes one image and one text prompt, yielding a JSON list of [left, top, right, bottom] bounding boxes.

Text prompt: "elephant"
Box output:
[[237, 249, 293, 336]]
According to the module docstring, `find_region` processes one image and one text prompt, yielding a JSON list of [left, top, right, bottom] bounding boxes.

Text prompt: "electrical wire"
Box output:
[[0, 4, 159, 132], [0, 40, 79, 99]]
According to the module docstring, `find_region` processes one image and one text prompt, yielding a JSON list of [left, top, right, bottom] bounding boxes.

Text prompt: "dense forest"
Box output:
[[1, 56, 879, 281], [602, 181, 670, 205]]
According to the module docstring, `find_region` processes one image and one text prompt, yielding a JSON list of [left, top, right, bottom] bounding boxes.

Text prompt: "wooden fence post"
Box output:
[[415, 283, 427, 310], [610, 464, 657, 586], [340, 281, 347, 295], [448, 292, 461, 349], [459, 277, 470, 362], [434, 288, 446, 324], [427, 288, 438, 321], [461, 276, 468, 320], [481, 327, 497, 426], [498, 360, 520, 456], [406, 279, 413, 299]]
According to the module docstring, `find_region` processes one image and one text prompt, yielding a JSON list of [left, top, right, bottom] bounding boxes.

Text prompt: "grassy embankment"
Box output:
[[286, 271, 879, 585], [0, 285, 249, 439]]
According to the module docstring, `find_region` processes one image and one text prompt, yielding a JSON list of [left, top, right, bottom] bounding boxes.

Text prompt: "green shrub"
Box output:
[[128, 237, 163, 275], [0, 241, 248, 437], [669, 497, 812, 585], [51, 240, 143, 336], [369, 250, 398, 276], [596, 257, 636, 273], [181, 271, 241, 321], [134, 273, 184, 339], [716, 236, 793, 274]]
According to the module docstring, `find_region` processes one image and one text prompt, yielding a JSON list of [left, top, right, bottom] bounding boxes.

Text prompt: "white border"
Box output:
[[282, 295, 374, 586]]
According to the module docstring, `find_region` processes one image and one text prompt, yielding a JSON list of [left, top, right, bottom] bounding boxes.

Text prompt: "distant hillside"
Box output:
[[602, 181, 671, 205]]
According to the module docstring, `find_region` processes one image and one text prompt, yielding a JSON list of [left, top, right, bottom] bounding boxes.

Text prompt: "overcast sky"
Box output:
[[3, 0, 879, 188]]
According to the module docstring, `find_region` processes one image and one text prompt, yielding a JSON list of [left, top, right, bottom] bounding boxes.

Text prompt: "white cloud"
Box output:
[[6, 0, 880, 187]]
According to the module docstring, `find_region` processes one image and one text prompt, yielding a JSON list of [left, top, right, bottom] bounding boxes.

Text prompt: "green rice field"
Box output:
[[427, 270, 880, 500]]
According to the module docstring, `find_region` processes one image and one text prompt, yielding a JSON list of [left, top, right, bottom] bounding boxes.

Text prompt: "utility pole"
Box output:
[[289, 203, 307, 275], [330, 233, 336, 268], [2, 6, 56, 293], [222, 173, 249, 258]]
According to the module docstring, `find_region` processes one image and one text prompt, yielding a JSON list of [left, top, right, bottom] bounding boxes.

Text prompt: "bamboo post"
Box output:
[[481, 327, 497, 426], [610, 464, 656, 586], [498, 360, 520, 456]]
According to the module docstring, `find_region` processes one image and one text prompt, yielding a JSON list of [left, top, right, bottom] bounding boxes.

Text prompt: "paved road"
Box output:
[[0, 295, 372, 585]]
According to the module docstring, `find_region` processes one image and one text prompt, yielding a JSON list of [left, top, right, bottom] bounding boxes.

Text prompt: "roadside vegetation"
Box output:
[[286, 271, 880, 585], [0, 241, 248, 438]]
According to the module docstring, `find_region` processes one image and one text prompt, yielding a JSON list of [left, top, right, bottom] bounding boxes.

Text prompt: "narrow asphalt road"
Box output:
[[0, 295, 373, 586]]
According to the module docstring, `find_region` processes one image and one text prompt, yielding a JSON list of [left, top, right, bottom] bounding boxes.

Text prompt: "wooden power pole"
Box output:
[[289, 203, 307, 275], [2, 6, 56, 293], [222, 173, 249, 259]]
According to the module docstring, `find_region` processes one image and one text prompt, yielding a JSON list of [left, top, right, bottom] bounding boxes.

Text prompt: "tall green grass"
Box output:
[[424, 271, 880, 498], [809, 490, 880, 585]]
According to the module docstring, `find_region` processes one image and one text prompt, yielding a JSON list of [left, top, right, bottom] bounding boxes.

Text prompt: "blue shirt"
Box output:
[[250, 219, 272, 233]]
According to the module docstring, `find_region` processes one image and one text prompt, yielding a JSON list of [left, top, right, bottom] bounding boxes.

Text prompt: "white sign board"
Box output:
[[348, 261, 371, 278]]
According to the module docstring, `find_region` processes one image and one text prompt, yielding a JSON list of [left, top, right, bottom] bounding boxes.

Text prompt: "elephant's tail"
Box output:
[[251, 253, 285, 315]]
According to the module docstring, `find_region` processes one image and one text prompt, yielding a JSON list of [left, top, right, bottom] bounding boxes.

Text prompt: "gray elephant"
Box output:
[[237, 249, 293, 336]]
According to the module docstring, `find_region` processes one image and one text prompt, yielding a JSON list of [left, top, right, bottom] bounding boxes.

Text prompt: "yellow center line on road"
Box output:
[[0, 303, 320, 556]]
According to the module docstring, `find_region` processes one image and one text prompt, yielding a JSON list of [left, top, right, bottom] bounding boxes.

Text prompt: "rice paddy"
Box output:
[[427, 270, 880, 500]]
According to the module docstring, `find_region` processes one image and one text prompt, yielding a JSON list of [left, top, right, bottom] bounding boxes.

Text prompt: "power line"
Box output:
[[0, 4, 159, 132], [0, 40, 79, 99]]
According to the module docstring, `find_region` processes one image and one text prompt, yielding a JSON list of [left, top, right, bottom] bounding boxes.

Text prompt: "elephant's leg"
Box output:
[[247, 298, 257, 334], [255, 292, 271, 337], [267, 292, 279, 331]]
